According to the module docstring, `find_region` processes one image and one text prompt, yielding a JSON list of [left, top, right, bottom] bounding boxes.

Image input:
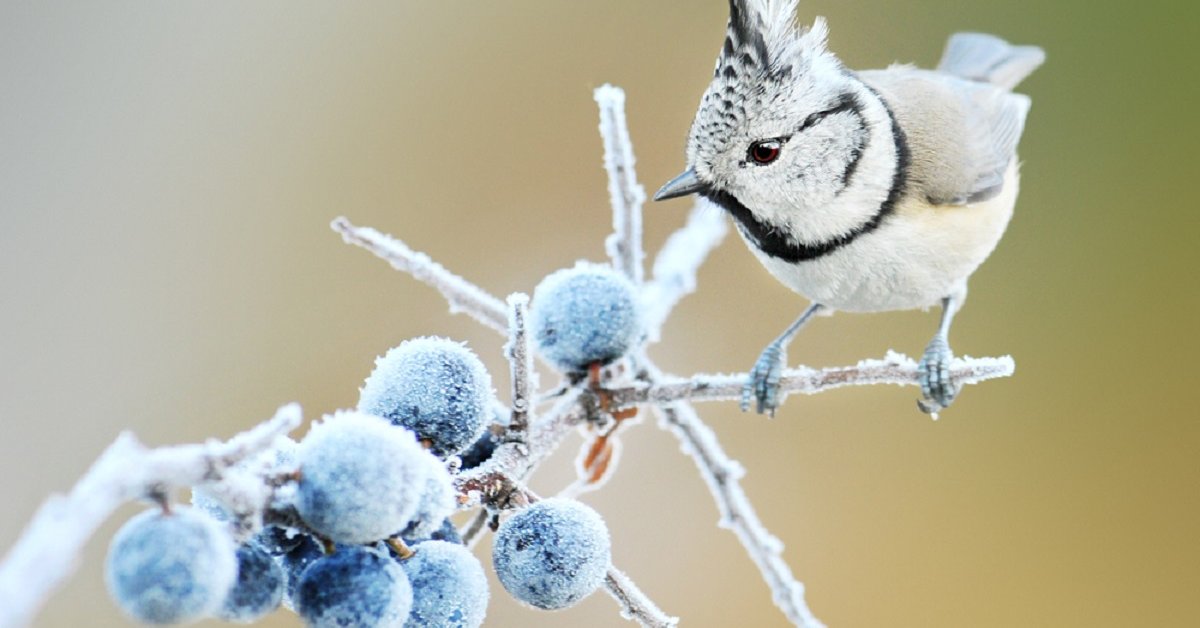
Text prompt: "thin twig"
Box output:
[[450, 389, 591, 548], [331, 217, 508, 333], [504, 293, 536, 436], [605, 566, 680, 628], [0, 404, 302, 628], [640, 202, 728, 342], [457, 389, 588, 498], [460, 508, 492, 550], [595, 84, 646, 284], [610, 352, 1015, 408], [653, 402, 824, 628]]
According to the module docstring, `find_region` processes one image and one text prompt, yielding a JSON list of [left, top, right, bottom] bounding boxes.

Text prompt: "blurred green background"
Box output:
[[1, 1, 1194, 626]]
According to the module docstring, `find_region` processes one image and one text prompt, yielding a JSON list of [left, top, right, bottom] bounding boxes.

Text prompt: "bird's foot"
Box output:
[[741, 342, 787, 416], [917, 336, 962, 417]]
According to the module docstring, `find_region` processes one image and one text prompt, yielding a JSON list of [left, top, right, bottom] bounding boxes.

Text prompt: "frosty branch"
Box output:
[[596, 83, 646, 285], [653, 399, 824, 628], [609, 352, 1015, 409], [0, 405, 301, 628], [606, 567, 680, 628]]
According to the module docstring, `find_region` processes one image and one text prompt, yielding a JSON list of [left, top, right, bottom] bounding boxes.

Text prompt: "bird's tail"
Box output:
[[937, 33, 1045, 91]]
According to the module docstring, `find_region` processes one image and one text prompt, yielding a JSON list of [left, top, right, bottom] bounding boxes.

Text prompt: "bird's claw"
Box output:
[[917, 336, 961, 416], [741, 343, 786, 416]]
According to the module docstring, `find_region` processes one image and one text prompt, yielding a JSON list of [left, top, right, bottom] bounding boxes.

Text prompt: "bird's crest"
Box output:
[[694, 1, 834, 155], [717, 0, 828, 82]]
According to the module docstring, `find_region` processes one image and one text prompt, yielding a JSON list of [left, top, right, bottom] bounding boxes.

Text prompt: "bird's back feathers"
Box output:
[[863, 33, 1042, 206]]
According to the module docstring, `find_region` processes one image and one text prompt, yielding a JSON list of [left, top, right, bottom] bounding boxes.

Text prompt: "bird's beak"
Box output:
[[653, 168, 704, 201]]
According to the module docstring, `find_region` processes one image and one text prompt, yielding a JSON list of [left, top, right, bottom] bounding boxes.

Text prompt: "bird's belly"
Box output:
[[747, 168, 1018, 312], [753, 239, 960, 312]]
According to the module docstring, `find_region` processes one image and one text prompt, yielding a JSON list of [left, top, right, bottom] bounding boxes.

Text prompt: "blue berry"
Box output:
[[491, 498, 611, 610], [280, 533, 324, 606], [104, 507, 237, 624], [456, 432, 496, 471], [218, 542, 285, 623], [399, 451, 456, 540], [530, 263, 642, 372], [358, 337, 495, 457], [399, 541, 489, 627], [296, 545, 413, 628], [254, 525, 306, 556], [296, 411, 429, 544]]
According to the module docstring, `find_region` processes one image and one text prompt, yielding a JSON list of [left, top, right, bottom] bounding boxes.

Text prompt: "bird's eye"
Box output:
[[749, 140, 782, 165]]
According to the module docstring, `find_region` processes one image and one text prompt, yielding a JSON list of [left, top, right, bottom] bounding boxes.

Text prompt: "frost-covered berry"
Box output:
[[399, 541, 489, 628], [104, 507, 237, 624], [492, 498, 611, 610], [530, 262, 642, 372], [280, 533, 324, 606], [218, 543, 285, 623], [358, 337, 495, 457], [399, 451, 456, 540], [296, 411, 429, 544], [296, 546, 413, 628]]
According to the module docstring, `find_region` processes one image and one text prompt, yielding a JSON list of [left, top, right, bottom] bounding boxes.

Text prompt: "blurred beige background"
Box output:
[[1, 1, 1195, 626]]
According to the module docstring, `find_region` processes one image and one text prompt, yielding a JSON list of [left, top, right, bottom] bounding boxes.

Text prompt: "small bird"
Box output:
[[654, 0, 1043, 416]]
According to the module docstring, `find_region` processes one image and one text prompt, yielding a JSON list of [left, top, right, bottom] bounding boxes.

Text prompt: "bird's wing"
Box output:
[[860, 68, 1034, 206], [951, 83, 1032, 204]]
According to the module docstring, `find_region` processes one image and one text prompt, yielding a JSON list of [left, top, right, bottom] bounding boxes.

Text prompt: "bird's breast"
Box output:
[[743, 164, 1019, 312]]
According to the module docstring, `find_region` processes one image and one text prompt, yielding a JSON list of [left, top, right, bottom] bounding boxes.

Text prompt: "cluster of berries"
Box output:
[[104, 263, 642, 626]]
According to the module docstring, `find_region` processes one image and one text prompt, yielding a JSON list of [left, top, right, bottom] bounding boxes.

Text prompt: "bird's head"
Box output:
[[656, 1, 874, 239]]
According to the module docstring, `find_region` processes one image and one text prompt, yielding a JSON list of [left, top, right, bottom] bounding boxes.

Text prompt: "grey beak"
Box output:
[[653, 168, 705, 201]]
